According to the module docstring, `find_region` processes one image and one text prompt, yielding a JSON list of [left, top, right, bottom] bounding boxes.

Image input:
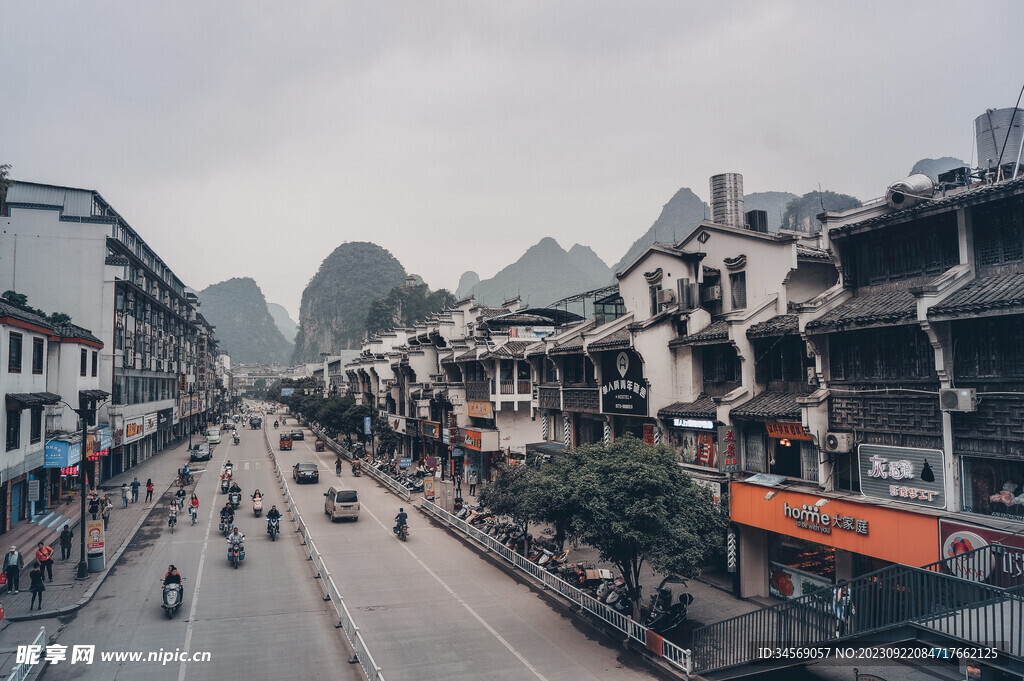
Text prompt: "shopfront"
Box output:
[[730, 480, 940, 599], [464, 427, 500, 482], [961, 455, 1024, 521], [738, 420, 819, 483], [667, 417, 717, 467]]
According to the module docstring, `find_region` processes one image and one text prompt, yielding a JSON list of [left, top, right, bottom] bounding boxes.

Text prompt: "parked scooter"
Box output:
[[160, 578, 185, 618], [644, 576, 693, 635]]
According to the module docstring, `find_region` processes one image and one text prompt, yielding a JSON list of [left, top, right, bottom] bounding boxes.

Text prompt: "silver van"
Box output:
[[324, 487, 359, 521]]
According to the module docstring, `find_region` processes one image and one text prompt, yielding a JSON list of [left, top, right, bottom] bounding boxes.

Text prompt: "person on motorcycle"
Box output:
[[273, 420, 279, 429], [394, 508, 408, 534], [351, 459, 361, 474], [220, 503, 235, 525], [182, 462, 192, 481], [163, 565, 181, 586], [227, 527, 245, 547], [229, 481, 241, 496], [336, 458, 342, 475], [251, 489, 262, 501], [266, 505, 281, 521]]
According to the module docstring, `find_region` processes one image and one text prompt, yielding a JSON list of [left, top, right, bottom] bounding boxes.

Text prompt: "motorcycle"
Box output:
[[605, 575, 634, 614], [273, 421, 279, 429], [397, 524, 409, 542], [229, 491, 241, 509], [220, 478, 230, 494], [233, 435, 240, 445], [351, 463, 362, 477], [227, 538, 245, 569], [267, 516, 280, 541], [220, 517, 234, 536], [253, 497, 263, 517], [160, 579, 185, 618], [643, 576, 693, 635]]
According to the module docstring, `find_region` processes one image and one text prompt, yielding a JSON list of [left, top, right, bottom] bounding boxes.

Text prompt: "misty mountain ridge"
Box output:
[[462, 237, 611, 307], [198, 278, 293, 365], [266, 302, 298, 342]]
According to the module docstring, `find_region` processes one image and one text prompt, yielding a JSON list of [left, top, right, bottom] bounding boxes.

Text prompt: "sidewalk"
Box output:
[[0, 437, 209, 626]]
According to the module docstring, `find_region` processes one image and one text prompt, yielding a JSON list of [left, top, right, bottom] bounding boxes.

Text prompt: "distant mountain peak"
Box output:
[[199, 278, 292, 365]]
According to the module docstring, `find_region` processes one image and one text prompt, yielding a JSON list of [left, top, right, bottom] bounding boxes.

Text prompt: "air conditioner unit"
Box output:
[[823, 432, 854, 454], [940, 388, 976, 412], [701, 285, 722, 302], [657, 289, 676, 305]]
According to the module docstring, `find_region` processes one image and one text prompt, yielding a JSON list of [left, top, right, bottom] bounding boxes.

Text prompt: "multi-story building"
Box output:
[[1, 181, 217, 482]]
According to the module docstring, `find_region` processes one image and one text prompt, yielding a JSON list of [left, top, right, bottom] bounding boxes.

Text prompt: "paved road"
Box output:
[[42, 426, 360, 681], [275, 422, 659, 681]]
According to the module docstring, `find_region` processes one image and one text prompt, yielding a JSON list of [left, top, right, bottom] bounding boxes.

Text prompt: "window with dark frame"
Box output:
[[649, 285, 662, 315], [80, 348, 88, 376], [730, 271, 747, 310], [702, 344, 741, 384], [92, 350, 98, 377], [30, 408, 42, 444], [8, 332, 23, 372], [32, 337, 44, 374], [5, 409, 19, 451]]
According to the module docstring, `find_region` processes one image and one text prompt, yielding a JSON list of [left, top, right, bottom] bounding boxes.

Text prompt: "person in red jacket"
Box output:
[[35, 542, 54, 582]]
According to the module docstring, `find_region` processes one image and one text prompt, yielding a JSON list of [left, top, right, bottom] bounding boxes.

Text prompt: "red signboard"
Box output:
[[939, 519, 1024, 587], [765, 421, 812, 441], [643, 424, 655, 445]]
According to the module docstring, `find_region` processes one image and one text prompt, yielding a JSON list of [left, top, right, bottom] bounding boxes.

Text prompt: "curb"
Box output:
[[5, 481, 179, 623]]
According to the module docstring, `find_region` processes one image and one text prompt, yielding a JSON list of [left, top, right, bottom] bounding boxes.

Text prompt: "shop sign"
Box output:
[[718, 426, 739, 472], [422, 421, 440, 439], [600, 350, 649, 416], [508, 326, 554, 338], [391, 417, 406, 434], [765, 421, 812, 441], [858, 444, 945, 509], [643, 424, 655, 445], [28, 480, 40, 502], [939, 520, 1024, 587], [465, 429, 483, 451], [400, 458, 412, 469], [364, 416, 372, 435], [172, 406, 180, 425], [157, 409, 172, 431], [672, 418, 714, 430], [407, 419, 420, 437], [694, 478, 722, 505], [467, 401, 493, 419], [60, 466, 79, 476], [124, 416, 145, 444], [680, 430, 715, 468], [44, 440, 81, 468], [783, 500, 869, 536], [98, 428, 113, 451], [451, 447, 464, 459]]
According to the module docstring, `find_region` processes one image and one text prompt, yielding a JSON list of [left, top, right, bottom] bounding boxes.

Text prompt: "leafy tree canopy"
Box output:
[[365, 282, 456, 337], [2, 290, 73, 325], [781, 190, 861, 232]]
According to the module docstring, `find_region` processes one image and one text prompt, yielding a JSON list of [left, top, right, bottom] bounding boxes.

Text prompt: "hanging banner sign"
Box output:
[[422, 421, 440, 439], [424, 477, 435, 500], [600, 350, 649, 416], [467, 401, 493, 419]]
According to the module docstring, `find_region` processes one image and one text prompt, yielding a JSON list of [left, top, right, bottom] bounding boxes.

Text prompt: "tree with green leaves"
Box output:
[[0, 164, 12, 207], [365, 282, 456, 337], [478, 462, 534, 536], [532, 436, 725, 616], [341, 403, 374, 442], [373, 416, 400, 457]]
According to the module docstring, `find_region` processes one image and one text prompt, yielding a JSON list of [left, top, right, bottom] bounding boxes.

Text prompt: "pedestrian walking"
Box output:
[[88, 495, 100, 520], [35, 541, 54, 581], [468, 470, 478, 496], [145, 478, 154, 503], [28, 562, 45, 611], [121, 482, 129, 508], [833, 584, 855, 637], [130, 477, 140, 503], [101, 496, 112, 529], [4, 546, 24, 593], [59, 524, 74, 561]]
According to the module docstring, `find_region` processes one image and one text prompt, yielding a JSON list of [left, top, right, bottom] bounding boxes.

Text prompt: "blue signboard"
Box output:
[[44, 440, 82, 468], [364, 416, 372, 435], [400, 458, 412, 469], [99, 427, 113, 451], [451, 447, 464, 459], [281, 388, 295, 397]]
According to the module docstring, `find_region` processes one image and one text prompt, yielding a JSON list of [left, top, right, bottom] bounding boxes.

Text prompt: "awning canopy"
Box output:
[[5, 392, 62, 410]]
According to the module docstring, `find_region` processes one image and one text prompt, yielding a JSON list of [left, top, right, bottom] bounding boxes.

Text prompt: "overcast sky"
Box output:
[[3, 2, 1022, 320]]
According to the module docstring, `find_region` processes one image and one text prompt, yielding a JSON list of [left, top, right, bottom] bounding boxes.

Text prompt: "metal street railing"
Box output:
[[420, 499, 693, 676], [312, 428, 411, 501], [6, 626, 45, 681], [264, 424, 386, 681]]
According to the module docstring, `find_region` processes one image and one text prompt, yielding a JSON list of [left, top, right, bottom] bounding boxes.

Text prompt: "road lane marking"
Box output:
[[361, 505, 551, 681], [178, 465, 221, 681]]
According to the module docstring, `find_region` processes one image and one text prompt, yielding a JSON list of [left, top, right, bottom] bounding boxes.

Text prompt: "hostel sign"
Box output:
[[600, 350, 649, 416]]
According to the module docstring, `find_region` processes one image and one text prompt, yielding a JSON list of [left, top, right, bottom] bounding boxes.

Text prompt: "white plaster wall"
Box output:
[[632, 322, 678, 416], [787, 261, 839, 304], [495, 407, 540, 451], [0, 323, 51, 473], [45, 340, 103, 432], [618, 251, 696, 323]]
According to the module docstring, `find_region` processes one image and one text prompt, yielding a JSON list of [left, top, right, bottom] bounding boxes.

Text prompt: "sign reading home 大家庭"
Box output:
[[858, 444, 945, 509], [600, 350, 648, 416]]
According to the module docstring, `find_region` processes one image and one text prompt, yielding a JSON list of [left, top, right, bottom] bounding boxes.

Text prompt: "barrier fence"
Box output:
[[264, 424, 386, 681], [420, 499, 693, 676], [6, 626, 45, 681], [311, 428, 410, 501]]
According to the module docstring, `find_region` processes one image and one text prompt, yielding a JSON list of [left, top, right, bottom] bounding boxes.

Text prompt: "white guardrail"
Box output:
[[6, 626, 45, 681], [311, 429, 411, 502], [264, 426, 386, 681], [420, 499, 693, 676]]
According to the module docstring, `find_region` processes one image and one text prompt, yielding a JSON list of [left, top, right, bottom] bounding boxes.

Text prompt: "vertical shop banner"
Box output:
[[643, 424, 655, 445], [424, 477, 434, 500], [600, 350, 649, 416], [86, 520, 105, 552], [718, 425, 739, 472], [364, 417, 372, 435]]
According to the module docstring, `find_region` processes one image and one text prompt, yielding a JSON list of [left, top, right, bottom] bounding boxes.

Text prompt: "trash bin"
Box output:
[[87, 551, 105, 572]]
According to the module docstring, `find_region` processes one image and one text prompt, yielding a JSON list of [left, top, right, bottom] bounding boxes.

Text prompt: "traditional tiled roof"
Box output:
[[455, 348, 478, 362], [796, 244, 831, 261], [670, 320, 730, 347], [549, 335, 585, 354], [0, 300, 54, 330], [658, 396, 717, 419], [6, 392, 62, 409], [746, 314, 799, 339], [52, 323, 103, 345], [731, 390, 810, 421], [525, 342, 549, 356], [804, 289, 919, 332], [588, 328, 631, 350], [475, 307, 509, 320], [829, 176, 1024, 237], [928, 274, 1024, 319], [481, 341, 532, 359]]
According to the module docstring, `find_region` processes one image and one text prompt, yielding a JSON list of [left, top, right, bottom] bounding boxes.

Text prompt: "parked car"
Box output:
[[293, 462, 319, 484], [190, 443, 212, 462], [291, 430, 305, 441]]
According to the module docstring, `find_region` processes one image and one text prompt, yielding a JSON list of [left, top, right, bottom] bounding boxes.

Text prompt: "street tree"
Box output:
[[546, 436, 725, 614], [341, 403, 374, 443], [478, 462, 534, 536]]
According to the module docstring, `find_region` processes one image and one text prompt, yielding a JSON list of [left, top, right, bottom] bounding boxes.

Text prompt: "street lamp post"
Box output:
[[75, 390, 109, 581], [187, 384, 195, 451]]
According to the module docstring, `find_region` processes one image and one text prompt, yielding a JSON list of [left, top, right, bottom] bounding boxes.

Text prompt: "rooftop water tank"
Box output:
[[710, 173, 744, 228], [886, 173, 935, 209], [975, 108, 1024, 170]]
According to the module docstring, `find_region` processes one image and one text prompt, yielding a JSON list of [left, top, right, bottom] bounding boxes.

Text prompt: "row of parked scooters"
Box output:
[[454, 503, 692, 636]]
